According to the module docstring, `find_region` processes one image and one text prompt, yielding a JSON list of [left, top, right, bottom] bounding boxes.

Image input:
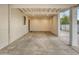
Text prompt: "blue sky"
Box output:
[[60, 8, 79, 20], [60, 10, 70, 18]]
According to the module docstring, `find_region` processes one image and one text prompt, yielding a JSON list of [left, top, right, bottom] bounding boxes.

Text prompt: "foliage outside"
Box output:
[[60, 16, 69, 25]]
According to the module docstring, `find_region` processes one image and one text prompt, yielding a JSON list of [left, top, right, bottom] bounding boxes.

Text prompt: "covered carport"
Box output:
[[0, 4, 79, 54]]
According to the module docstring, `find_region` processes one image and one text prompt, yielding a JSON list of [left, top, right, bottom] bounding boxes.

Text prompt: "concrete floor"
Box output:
[[60, 31, 79, 53], [0, 31, 79, 55], [60, 30, 79, 45], [60, 31, 70, 45]]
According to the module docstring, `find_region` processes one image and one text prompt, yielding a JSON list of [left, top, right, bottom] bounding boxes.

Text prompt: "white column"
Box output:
[[57, 13, 60, 37], [70, 7, 78, 46]]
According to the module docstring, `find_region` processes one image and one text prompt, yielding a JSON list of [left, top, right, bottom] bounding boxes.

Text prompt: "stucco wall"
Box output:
[[0, 5, 8, 49]]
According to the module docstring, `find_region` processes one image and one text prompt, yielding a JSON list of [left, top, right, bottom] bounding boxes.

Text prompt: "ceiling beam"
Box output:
[[10, 4, 77, 9]]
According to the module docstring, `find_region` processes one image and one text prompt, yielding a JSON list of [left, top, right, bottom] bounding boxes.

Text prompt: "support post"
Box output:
[[57, 13, 60, 37], [69, 7, 78, 46]]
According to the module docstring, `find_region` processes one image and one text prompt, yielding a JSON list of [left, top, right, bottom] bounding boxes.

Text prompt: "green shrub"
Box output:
[[60, 16, 69, 24]]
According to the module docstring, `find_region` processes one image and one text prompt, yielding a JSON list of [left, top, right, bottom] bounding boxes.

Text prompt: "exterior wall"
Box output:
[[0, 5, 8, 49], [30, 17, 50, 31], [10, 8, 28, 43], [50, 16, 58, 35]]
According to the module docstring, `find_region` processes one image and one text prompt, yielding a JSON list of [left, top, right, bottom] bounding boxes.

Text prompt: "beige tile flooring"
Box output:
[[0, 31, 79, 55]]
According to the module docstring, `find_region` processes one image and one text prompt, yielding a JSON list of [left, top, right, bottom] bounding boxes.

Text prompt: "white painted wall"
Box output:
[[0, 5, 8, 49], [30, 16, 58, 36], [30, 18, 50, 31], [10, 8, 28, 43], [50, 16, 58, 35]]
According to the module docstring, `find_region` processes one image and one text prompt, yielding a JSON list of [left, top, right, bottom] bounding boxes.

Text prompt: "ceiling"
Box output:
[[12, 4, 78, 17], [18, 8, 60, 17]]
